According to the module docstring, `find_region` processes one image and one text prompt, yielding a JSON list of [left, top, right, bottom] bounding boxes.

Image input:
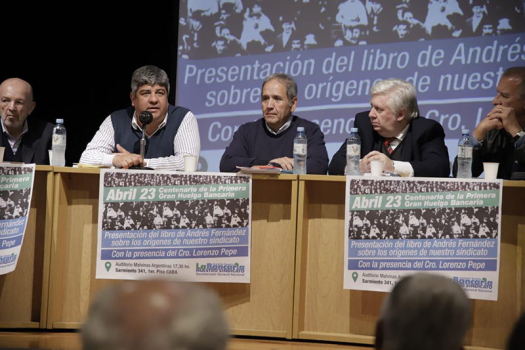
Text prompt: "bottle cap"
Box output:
[[462, 129, 469, 134], [297, 127, 305, 132], [351, 128, 358, 133], [56, 119, 64, 124]]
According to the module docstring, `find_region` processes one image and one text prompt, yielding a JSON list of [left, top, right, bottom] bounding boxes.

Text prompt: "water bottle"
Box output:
[[51, 119, 66, 166], [293, 127, 307, 175], [346, 127, 361, 175], [457, 129, 472, 178]]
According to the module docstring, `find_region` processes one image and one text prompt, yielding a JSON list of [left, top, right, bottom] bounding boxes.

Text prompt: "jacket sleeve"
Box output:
[[219, 125, 271, 172], [328, 139, 347, 175], [410, 121, 450, 177]]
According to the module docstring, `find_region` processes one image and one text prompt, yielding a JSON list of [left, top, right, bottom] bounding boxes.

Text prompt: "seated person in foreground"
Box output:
[[453, 67, 525, 179], [82, 279, 229, 350], [80, 65, 200, 170], [0, 78, 53, 164], [219, 73, 329, 174], [329, 78, 450, 177], [375, 273, 471, 350]]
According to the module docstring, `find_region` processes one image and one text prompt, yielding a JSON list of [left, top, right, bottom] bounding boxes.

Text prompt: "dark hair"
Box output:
[[262, 73, 298, 106], [131, 65, 170, 95], [502, 67, 525, 99]]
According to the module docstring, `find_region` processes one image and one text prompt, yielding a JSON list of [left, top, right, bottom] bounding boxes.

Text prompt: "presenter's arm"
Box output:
[[79, 116, 118, 167], [220, 125, 270, 172], [410, 121, 450, 177], [306, 125, 329, 174], [144, 111, 200, 170]]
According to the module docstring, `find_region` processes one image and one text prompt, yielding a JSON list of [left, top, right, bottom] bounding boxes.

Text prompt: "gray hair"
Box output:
[[262, 73, 298, 106], [502, 67, 525, 100], [82, 280, 229, 350], [131, 65, 170, 95], [370, 78, 419, 120], [376, 273, 471, 350]]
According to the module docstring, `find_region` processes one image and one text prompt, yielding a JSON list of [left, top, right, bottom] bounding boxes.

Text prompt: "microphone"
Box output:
[[139, 111, 153, 126], [138, 111, 153, 166]]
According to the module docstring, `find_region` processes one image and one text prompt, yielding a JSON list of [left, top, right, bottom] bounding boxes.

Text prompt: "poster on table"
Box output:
[[0, 164, 35, 275], [344, 177, 502, 301], [96, 169, 251, 283]]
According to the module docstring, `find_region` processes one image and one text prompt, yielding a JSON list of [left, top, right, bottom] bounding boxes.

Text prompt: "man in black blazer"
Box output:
[[0, 78, 54, 164], [329, 78, 450, 177]]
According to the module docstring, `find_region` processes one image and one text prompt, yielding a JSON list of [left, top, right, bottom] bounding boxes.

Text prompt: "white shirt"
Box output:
[[79, 110, 200, 170]]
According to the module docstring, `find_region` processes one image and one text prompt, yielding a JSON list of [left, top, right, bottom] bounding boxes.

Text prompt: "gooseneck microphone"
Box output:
[[139, 111, 153, 166]]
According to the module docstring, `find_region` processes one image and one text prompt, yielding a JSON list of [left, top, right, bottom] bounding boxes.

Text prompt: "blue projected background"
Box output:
[[176, 0, 525, 172]]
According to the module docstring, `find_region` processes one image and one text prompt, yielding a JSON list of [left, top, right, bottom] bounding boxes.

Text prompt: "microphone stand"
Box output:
[[140, 124, 147, 168]]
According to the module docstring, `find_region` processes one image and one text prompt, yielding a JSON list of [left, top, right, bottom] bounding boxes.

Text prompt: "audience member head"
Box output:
[[0, 78, 36, 138], [375, 273, 471, 350], [82, 280, 229, 350], [507, 311, 525, 350]]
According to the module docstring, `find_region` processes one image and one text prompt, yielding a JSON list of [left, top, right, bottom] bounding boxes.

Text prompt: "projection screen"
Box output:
[[176, 0, 525, 173]]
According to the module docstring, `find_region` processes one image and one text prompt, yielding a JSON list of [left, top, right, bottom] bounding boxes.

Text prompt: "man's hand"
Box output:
[[487, 105, 522, 136], [269, 157, 294, 171], [360, 151, 394, 173], [475, 105, 521, 140], [112, 144, 145, 169]]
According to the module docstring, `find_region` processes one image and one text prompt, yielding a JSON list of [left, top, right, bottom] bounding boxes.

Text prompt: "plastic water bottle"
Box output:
[[293, 127, 307, 175], [346, 127, 361, 175], [457, 129, 472, 178], [51, 119, 66, 166]]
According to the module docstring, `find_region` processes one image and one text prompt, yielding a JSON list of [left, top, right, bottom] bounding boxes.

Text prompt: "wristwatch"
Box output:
[[513, 130, 525, 142]]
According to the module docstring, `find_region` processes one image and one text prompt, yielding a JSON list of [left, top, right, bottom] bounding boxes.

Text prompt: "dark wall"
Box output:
[[2, 3, 178, 165]]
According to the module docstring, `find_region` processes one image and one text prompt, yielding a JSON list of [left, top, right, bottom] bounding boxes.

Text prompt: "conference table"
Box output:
[[1, 167, 524, 350]]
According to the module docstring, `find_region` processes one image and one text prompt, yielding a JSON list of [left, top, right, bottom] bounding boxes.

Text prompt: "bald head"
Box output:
[[376, 273, 471, 350], [0, 78, 35, 137], [82, 280, 229, 350], [0, 78, 33, 100]]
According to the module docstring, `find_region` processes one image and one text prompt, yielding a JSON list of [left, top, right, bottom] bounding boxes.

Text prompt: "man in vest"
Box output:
[[328, 78, 450, 177], [80, 65, 200, 170], [0, 78, 54, 164]]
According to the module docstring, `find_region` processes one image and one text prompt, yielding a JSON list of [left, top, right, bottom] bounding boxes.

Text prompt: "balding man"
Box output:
[[375, 273, 472, 350], [82, 280, 229, 350], [0, 78, 53, 164], [453, 67, 525, 179]]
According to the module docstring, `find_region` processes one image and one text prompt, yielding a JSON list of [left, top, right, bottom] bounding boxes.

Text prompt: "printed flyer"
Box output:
[[0, 164, 35, 275], [344, 177, 501, 301], [96, 169, 251, 283]]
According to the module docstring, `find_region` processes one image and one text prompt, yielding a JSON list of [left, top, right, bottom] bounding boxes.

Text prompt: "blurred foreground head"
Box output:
[[82, 280, 229, 350], [376, 273, 471, 350]]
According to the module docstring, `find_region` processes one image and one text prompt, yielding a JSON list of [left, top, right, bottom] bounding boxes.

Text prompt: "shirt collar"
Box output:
[[265, 116, 292, 135], [1, 118, 29, 140], [395, 124, 410, 142]]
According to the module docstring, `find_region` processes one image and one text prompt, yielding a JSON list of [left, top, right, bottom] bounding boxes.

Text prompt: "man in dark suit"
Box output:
[[329, 78, 450, 177], [0, 78, 53, 164]]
